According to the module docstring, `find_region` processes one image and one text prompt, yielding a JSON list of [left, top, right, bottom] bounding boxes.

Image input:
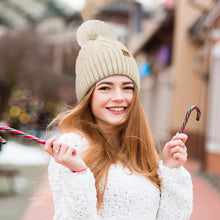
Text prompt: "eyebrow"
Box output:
[[96, 81, 134, 87]]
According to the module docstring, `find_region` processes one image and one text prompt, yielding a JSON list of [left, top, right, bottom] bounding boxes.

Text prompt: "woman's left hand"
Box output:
[[162, 133, 188, 168]]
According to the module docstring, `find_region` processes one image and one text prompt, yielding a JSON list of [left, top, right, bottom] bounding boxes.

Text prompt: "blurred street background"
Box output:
[[0, 0, 220, 219]]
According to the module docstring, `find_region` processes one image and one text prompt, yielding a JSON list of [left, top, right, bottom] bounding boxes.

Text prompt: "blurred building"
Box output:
[[130, 7, 174, 147], [188, 0, 220, 175], [0, 0, 83, 127], [169, 0, 220, 175], [129, 0, 220, 176]]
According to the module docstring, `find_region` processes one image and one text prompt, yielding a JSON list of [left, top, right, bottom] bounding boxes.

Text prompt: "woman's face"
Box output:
[[91, 75, 134, 126]]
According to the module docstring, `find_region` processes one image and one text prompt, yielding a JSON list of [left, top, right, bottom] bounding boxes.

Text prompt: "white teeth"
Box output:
[[108, 107, 125, 112]]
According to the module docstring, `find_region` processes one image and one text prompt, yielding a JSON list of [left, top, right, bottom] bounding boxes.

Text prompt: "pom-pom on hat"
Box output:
[[75, 20, 140, 101]]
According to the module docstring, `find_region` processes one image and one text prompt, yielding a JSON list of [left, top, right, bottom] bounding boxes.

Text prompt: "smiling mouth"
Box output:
[[106, 107, 127, 112]]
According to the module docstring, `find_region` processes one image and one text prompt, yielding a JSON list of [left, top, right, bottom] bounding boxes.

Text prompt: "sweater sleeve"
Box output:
[[156, 161, 193, 220], [48, 133, 99, 220]]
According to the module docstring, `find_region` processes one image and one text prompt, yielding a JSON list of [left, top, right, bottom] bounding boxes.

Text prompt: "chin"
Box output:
[[96, 117, 126, 126], [108, 119, 125, 125]]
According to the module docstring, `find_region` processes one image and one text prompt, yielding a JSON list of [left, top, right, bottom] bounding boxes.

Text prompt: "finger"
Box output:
[[170, 146, 187, 157], [59, 143, 69, 155], [58, 147, 76, 164], [65, 146, 77, 156], [166, 139, 185, 150], [55, 144, 69, 163], [173, 152, 187, 164], [172, 133, 188, 143], [44, 136, 56, 156], [53, 141, 61, 154], [172, 140, 187, 151]]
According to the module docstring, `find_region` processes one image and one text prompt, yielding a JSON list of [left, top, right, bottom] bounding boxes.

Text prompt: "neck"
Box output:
[[97, 122, 120, 149]]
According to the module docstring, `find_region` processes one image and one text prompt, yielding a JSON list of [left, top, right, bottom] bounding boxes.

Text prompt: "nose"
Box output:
[[111, 88, 124, 102]]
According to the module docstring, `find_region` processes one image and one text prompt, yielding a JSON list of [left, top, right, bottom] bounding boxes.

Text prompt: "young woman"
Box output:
[[44, 20, 193, 220]]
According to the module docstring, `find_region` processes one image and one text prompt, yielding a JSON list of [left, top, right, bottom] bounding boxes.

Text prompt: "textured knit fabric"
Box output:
[[48, 132, 193, 220], [75, 20, 140, 101]]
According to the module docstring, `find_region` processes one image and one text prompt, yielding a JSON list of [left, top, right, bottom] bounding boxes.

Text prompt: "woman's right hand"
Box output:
[[44, 136, 87, 172]]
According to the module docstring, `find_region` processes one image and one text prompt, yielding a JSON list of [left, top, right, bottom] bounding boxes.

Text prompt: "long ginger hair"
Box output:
[[50, 84, 161, 210]]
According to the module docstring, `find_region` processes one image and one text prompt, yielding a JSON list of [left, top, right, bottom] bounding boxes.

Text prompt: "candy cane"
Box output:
[[179, 105, 201, 133], [0, 126, 46, 144]]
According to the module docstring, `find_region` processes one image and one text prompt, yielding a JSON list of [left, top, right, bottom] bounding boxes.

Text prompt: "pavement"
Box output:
[[185, 160, 220, 220], [21, 160, 220, 220], [21, 173, 53, 220]]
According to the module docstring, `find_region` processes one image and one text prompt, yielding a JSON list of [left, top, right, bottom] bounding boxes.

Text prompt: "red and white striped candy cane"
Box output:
[[0, 126, 46, 144]]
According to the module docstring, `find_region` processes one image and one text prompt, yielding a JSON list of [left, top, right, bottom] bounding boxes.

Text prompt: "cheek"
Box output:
[[91, 94, 105, 114], [127, 93, 134, 105]]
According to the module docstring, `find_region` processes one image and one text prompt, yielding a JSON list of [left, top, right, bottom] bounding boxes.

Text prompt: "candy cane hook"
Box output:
[[179, 105, 201, 133], [0, 126, 46, 144]]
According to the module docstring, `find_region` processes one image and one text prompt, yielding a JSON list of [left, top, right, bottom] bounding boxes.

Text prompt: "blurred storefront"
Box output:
[[0, 0, 83, 131], [129, 0, 220, 176], [172, 0, 220, 175], [188, 0, 220, 175]]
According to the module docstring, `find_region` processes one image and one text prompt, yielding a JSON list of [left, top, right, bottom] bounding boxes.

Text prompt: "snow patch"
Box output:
[[0, 141, 49, 165]]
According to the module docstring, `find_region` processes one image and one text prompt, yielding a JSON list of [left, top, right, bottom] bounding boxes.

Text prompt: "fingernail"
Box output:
[[73, 150, 77, 156]]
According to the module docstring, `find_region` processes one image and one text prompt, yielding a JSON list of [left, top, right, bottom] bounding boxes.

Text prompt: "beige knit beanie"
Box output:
[[75, 20, 140, 101]]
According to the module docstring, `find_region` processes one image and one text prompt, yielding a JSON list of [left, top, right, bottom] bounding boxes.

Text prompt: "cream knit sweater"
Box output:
[[48, 132, 193, 220]]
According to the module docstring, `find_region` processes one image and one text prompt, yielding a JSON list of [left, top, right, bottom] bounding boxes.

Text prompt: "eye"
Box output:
[[98, 86, 110, 91], [123, 86, 134, 90]]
